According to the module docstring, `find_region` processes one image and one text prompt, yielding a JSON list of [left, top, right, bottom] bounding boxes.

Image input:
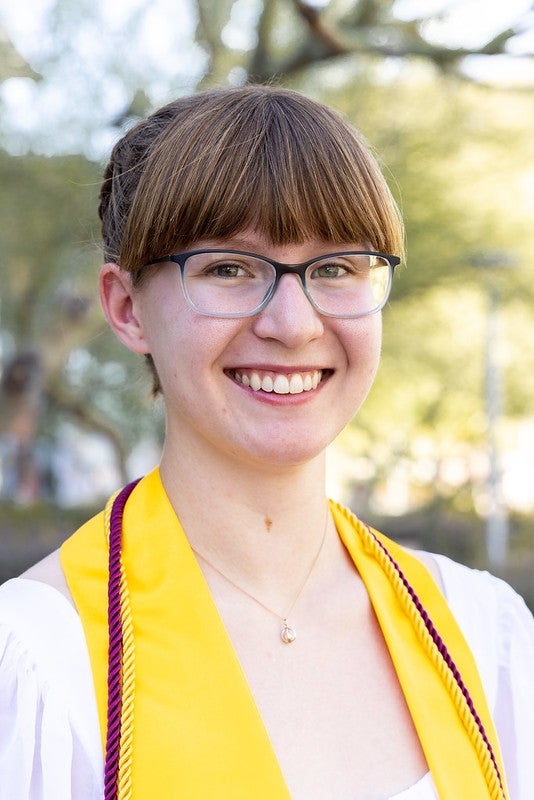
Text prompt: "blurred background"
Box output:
[[0, 0, 533, 606]]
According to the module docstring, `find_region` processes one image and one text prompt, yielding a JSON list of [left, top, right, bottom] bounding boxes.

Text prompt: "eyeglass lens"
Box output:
[[181, 252, 392, 318]]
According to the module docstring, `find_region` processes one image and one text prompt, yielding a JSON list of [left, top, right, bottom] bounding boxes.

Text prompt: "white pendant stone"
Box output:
[[280, 623, 296, 644]]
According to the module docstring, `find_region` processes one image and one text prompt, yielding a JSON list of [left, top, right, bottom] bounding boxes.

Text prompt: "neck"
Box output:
[[158, 439, 330, 595]]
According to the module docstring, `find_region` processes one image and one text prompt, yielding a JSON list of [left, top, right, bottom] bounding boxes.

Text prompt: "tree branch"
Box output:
[[246, 0, 534, 86], [46, 385, 129, 483], [292, 0, 349, 56]]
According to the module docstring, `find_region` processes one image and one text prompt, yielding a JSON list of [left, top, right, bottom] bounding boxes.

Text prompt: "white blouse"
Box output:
[[0, 554, 533, 800]]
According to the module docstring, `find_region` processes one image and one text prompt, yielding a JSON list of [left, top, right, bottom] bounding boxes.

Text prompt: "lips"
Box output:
[[230, 369, 324, 394]]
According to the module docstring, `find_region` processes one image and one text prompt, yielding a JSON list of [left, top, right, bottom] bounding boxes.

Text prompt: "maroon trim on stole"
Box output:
[[104, 480, 140, 800], [366, 527, 505, 796]]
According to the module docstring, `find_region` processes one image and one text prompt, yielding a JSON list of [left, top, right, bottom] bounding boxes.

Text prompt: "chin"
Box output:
[[234, 433, 331, 471]]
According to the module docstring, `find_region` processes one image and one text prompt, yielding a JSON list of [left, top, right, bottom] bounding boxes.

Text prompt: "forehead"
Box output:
[[182, 229, 368, 257]]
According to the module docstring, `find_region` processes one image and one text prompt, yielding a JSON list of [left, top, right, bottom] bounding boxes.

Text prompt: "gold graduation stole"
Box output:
[[60, 468, 509, 799]]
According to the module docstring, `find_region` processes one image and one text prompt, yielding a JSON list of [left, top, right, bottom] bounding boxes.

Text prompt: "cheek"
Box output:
[[343, 315, 382, 369], [141, 307, 241, 388]]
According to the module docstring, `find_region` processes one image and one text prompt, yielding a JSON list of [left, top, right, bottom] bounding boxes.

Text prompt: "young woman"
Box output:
[[1, 85, 533, 800]]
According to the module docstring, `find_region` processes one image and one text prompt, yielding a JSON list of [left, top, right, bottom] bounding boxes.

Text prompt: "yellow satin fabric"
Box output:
[[333, 501, 508, 799], [61, 469, 289, 798], [61, 468, 507, 799]]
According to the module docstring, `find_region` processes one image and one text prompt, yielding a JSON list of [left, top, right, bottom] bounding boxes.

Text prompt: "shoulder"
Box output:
[[429, 552, 533, 634], [405, 548, 444, 590], [412, 551, 534, 703], [415, 551, 533, 652], [425, 555, 534, 800], [20, 547, 75, 605], [0, 577, 103, 793], [0, 575, 93, 701]]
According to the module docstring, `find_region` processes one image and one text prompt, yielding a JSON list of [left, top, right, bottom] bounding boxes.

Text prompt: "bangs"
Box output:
[[119, 87, 403, 275]]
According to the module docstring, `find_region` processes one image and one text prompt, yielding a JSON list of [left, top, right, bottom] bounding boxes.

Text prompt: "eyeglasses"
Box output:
[[145, 249, 400, 319]]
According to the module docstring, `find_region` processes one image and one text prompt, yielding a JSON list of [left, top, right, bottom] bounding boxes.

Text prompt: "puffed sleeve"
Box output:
[[0, 579, 103, 800], [434, 556, 534, 800], [491, 579, 534, 800]]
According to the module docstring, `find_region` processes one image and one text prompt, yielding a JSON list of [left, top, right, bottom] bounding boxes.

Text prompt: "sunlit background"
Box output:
[[0, 0, 533, 601]]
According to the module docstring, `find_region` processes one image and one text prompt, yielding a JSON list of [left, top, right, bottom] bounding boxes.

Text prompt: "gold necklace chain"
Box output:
[[191, 510, 330, 644]]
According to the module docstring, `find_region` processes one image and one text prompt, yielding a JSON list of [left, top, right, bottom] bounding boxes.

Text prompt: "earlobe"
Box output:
[[99, 263, 150, 354]]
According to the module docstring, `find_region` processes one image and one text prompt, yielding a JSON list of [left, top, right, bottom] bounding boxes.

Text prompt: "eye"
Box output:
[[310, 255, 373, 280], [312, 262, 348, 278], [311, 258, 362, 280], [202, 259, 256, 279], [209, 262, 248, 278]]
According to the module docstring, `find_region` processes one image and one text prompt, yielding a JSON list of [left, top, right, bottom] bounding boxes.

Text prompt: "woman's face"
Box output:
[[104, 230, 383, 471]]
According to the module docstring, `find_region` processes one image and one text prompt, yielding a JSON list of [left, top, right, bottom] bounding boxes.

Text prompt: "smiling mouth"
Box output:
[[228, 369, 328, 395]]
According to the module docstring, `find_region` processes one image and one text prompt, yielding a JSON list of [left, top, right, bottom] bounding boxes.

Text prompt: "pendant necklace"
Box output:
[[104, 481, 507, 800], [191, 511, 329, 644]]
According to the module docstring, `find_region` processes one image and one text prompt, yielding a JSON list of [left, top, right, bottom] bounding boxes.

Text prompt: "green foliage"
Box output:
[[0, 0, 533, 526], [319, 76, 534, 527], [0, 150, 162, 497], [0, 152, 100, 333]]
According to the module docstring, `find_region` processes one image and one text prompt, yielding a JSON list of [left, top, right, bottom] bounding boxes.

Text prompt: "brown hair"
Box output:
[[99, 85, 403, 393], [99, 85, 404, 279]]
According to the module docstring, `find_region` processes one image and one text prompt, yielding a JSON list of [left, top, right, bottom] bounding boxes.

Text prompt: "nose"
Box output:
[[251, 273, 324, 346]]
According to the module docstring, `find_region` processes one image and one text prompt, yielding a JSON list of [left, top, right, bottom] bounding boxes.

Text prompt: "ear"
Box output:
[[99, 263, 150, 354]]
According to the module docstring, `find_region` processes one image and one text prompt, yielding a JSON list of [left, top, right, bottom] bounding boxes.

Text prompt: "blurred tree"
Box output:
[[0, 148, 167, 502], [0, 152, 137, 501], [195, 0, 533, 87], [0, 0, 533, 507], [332, 79, 534, 513]]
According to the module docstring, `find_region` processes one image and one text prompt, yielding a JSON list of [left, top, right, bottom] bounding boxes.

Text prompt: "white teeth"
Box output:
[[289, 374, 304, 394], [273, 375, 290, 394], [262, 375, 274, 392], [250, 372, 262, 391], [235, 370, 323, 394]]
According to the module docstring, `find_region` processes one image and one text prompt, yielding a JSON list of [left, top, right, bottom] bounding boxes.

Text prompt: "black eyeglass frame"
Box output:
[[145, 249, 401, 319]]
